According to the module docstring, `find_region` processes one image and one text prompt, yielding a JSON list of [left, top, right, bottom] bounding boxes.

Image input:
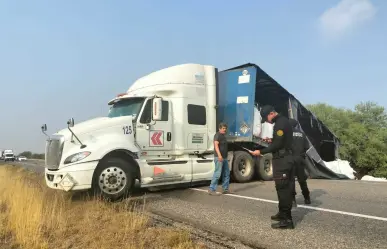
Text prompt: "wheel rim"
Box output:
[[264, 159, 272, 175], [98, 166, 127, 195], [238, 158, 252, 177]]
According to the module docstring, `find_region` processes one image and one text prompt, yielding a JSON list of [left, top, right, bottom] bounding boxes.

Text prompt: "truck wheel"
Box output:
[[92, 157, 135, 201], [257, 153, 273, 181], [231, 151, 255, 183]]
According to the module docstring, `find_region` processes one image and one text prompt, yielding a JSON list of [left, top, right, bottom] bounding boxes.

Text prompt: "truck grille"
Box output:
[[45, 135, 65, 169]]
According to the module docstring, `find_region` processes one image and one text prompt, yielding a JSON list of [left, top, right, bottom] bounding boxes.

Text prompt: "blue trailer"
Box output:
[[216, 63, 349, 181]]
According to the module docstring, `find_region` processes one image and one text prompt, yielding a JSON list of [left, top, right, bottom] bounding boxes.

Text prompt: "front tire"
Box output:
[[231, 151, 256, 183], [92, 157, 135, 201]]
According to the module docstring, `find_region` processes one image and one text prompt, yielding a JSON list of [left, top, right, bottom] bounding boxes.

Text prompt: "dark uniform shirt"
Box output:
[[292, 128, 309, 157], [260, 115, 293, 155], [214, 132, 228, 158], [289, 119, 309, 157]]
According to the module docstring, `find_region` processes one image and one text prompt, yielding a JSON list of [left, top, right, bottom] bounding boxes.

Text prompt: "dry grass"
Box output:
[[0, 165, 205, 249]]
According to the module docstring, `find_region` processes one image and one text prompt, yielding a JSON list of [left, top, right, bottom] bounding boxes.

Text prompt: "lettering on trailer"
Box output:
[[150, 131, 164, 147], [194, 72, 205, 84]]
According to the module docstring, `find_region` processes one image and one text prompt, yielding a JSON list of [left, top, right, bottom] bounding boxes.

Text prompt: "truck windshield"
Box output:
[[108, 97, 145, 119]]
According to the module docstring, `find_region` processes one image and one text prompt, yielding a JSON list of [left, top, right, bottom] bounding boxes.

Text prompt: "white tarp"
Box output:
[[323, 159, 356, 179], [260, 123, 274, 139], [361, 175, 387, 182], [253, 105, 274, 139], [253, 106, 261, 137]]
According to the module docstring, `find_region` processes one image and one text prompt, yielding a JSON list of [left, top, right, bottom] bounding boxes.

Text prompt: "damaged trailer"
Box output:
[[217, 63, 349, 180]]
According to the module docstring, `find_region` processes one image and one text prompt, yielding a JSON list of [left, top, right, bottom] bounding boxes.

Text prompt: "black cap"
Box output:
[[260, 105, 275, 123]]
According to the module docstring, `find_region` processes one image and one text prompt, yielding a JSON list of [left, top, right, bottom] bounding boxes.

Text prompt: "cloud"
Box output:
[[319, 0, 377, 40]]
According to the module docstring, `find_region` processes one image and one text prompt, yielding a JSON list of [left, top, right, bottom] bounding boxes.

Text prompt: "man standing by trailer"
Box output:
[[208, 123, 231, 195], [249, 105, 295, 229], [289, 118, 311, 205]]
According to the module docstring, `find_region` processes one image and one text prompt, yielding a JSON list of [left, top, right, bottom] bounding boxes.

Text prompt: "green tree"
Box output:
[[353, 101, 387, 129], [18, 151, 33, 158], [306, 102, 387, 179], [31, 153, 45, 160]]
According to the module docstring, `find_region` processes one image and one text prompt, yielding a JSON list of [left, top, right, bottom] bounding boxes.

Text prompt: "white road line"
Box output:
[[190, 188, 387, 222]]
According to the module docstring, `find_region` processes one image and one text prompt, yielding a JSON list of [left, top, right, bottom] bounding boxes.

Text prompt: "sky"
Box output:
[[0, 0, 386, 154]]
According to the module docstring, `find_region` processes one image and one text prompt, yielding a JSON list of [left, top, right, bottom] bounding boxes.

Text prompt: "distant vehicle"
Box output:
[[18, 156, 27, 161], [3, 149, 15, 162]]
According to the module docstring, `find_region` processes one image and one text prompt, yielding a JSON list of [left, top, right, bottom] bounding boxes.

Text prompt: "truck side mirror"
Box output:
[[67, 118, 75, 127], [41, 123, 50, 138], [152, 98, 163, 121]]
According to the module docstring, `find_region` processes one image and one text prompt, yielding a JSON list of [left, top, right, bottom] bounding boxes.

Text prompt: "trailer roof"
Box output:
[[222, 63, 340, 143]]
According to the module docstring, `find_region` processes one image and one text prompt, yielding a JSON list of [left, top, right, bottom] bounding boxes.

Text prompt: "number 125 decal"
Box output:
[[122, 125, 132, 134]]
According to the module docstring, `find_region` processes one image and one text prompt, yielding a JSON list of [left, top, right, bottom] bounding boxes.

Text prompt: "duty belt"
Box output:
[[273, 148, 292, 158]]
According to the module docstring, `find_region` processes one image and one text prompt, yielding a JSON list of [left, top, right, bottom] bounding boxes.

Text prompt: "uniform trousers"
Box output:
[[293, 155, 310, 198], [272, 154, 296, 220]]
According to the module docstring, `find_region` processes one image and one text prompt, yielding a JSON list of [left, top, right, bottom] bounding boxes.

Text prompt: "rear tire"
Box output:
[[231, 151, 256, 183], [92, 157, 135, 202], [257, 153, 273, 181]]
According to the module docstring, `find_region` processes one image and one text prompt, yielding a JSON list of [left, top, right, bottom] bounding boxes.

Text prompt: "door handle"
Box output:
[[167, 132, 172, 141]]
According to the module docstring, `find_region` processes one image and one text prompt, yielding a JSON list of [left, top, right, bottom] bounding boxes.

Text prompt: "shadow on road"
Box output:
[[69, 179, 272, 206], [293, 188, 327, 225], [229, 181, 266, 193]]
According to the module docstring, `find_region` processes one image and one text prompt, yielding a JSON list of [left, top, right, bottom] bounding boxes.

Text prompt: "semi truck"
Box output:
[[41, 62, 337, 201]]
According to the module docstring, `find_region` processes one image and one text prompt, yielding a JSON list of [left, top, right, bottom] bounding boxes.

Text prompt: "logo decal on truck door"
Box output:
[[150, 131, 164, 146], [192, 133, 204, 144]]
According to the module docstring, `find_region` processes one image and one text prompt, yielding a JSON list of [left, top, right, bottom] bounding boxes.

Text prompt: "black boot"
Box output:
[[271, 219, 295, 229], [304, 196, 311, 204], [271, 212, 281, 221]]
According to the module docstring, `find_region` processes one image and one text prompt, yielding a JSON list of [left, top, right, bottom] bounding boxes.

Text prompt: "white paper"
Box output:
[[238, 75, 250, 84], [236, 96, 249, 104]]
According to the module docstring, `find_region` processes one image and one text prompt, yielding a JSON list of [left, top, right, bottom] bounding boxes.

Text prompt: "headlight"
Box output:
[[64, 151, 91, 164]]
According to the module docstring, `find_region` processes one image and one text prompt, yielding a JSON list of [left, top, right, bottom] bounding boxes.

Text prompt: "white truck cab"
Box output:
[[42, 63, 276, 200], [3, 149, 15, 162]]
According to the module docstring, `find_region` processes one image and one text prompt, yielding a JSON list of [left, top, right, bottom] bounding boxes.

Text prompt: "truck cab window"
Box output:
[[187, 104, 206, 125], [140, 99, 169, 123], [108, 97, 145, 119]]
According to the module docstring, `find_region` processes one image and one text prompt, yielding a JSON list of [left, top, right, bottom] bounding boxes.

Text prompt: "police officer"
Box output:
[[289, 118, 311, 205], [249, 105, 295, 229]]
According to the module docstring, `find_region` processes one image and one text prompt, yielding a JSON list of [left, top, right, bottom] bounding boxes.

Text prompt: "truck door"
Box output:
[[135, 98, 173, 152]]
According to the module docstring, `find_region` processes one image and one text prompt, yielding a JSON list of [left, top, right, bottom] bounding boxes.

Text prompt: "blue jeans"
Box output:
[[209, 157, 230, 192]]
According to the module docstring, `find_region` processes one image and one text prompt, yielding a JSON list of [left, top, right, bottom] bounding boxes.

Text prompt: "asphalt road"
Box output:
[[6, 160, 387, 249]]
